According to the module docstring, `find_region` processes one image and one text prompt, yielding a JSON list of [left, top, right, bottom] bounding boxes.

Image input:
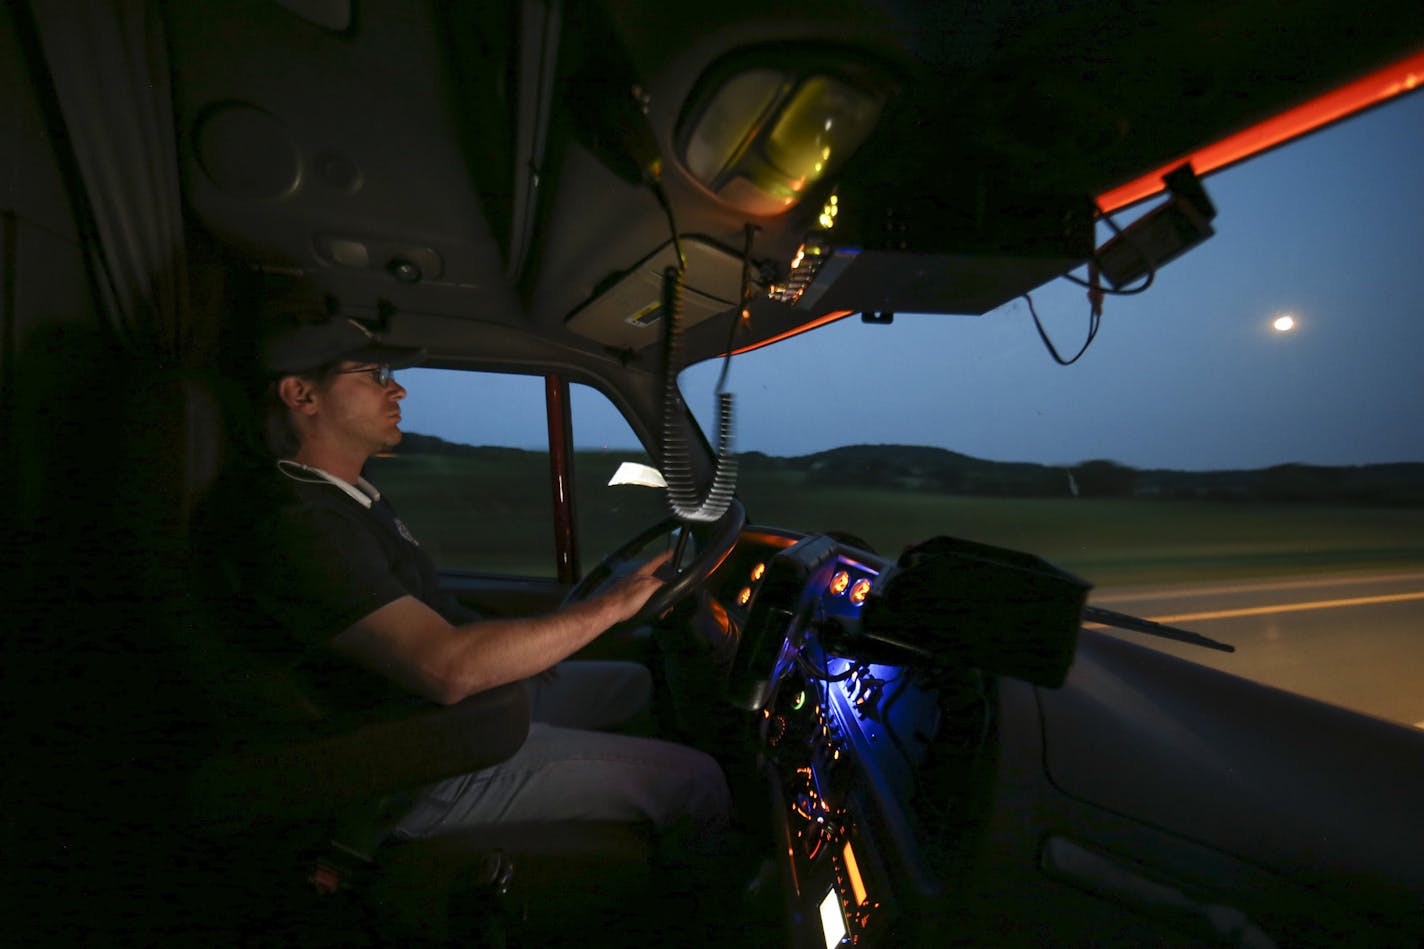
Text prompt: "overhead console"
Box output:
[[564, 237, 743, 351], [750, 112, 1098, 320], [556, 4, 1421, 361], [670, 44, 1098, 319], [560, 36, 1102, 357]]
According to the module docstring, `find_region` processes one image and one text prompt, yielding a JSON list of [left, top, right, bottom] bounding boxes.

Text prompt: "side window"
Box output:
[[365, 370, 556, 576], [363, 369, 666, 576], [570, 384, 668, 562]]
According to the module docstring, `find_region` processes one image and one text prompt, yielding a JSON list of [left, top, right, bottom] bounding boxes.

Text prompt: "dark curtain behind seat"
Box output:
[[15, 2, 230, 941], [29, 0, 207, 356]]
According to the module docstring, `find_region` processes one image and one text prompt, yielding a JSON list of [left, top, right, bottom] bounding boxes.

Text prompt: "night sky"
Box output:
[[402, 89, 1424, 473]]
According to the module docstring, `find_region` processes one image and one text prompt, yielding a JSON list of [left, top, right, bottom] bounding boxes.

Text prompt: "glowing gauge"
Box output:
[[849, 578, 872, 605], [737, 586, 753, 606], [828, 571, 851, 596], [750, 562, 766, 581]]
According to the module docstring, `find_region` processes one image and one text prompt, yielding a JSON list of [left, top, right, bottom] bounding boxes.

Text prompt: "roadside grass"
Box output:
[[366, 452, 556, 575], [366, 450, 664, 576], [366, 453, 1424, 589], [738, 474, 1424, 589]]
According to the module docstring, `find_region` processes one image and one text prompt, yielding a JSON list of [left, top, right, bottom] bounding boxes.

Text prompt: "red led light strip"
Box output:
[[1097, 48, 1424, 212], [730, 309, 854, 356]]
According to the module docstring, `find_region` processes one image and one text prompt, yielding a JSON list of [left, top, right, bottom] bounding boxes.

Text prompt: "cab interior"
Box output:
[[6, 1, 1424, 946]]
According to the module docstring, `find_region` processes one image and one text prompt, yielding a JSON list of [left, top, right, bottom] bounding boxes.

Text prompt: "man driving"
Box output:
[[239, 310, 731, 850]]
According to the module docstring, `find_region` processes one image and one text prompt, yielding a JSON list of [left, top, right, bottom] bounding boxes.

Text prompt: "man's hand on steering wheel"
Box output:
[[597, 550, 673, 626], [563, 500, 747, 628]]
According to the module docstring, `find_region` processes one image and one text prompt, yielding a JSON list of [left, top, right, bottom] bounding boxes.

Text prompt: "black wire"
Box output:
[[878, 669, 919, 769], [714, 223, 757, 395], [1029, 196, 1172, 363], [648, 177, 686, 273], [1065, 199, 1157, 295], [1061, 267, 1154, 296], [797, 649, 856, 683], [649, 172, 736, 401], [1025, 291, 1101, 366]]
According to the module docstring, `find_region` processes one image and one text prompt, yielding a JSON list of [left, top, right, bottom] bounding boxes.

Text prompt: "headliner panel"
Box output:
[[162, 0, 1424, 366]]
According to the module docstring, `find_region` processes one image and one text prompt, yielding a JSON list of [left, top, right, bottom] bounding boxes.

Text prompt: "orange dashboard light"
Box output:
[[751, 562, 766, 581], [843, 842, 869, 906], [829, 571, 851, 596], [707, 598, 733, 637], [849, 578, 872, 605], [738, 586, 753, 606]]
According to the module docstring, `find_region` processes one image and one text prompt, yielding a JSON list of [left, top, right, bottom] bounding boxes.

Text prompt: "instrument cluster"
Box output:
[[724, 533, 953, 948]]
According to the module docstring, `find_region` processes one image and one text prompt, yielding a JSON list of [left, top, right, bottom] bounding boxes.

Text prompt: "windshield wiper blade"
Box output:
[[1083, 606, 1236, 653]]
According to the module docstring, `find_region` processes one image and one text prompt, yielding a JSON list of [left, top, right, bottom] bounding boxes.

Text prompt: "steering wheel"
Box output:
[[564, 499, 746, 624]]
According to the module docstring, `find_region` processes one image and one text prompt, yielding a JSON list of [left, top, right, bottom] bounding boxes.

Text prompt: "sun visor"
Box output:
[[565, 237, 743, 351]]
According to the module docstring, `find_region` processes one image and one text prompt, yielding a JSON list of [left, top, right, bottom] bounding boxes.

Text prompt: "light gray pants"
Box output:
[[392, 660, 731, 850]]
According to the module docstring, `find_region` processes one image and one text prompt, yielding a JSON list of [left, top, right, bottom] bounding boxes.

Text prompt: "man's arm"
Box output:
[[328, 553, 670, 706]]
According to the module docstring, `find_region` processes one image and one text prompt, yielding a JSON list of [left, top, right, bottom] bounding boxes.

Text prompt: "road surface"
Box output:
[[1089, 570, 1424, 729]]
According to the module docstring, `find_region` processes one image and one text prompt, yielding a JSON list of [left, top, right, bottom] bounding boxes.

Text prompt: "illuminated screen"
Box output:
[[819, 888, 848, 949]]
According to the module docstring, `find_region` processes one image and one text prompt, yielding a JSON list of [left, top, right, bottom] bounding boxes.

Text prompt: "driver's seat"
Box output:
[[173, 379, 662, 947]]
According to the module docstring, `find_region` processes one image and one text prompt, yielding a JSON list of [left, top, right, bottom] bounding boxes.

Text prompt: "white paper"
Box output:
[[607, 462, 668, 488]]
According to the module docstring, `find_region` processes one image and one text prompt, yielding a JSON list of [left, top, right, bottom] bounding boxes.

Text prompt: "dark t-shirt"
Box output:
[[214, 467, 475, 717]]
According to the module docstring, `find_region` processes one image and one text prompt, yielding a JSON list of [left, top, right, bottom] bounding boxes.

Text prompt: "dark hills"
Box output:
[[398, 434, 1424, 506]]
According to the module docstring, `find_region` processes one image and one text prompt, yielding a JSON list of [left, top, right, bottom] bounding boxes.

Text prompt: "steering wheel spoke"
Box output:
[[564, 500, 746, 624]]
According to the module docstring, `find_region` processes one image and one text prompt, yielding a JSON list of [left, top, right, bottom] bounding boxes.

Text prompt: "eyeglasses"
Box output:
[[334, 363, 395, 387]]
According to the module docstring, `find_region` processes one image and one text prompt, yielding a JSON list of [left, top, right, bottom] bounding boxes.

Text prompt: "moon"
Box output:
[[1273, 314, 1297, 332]]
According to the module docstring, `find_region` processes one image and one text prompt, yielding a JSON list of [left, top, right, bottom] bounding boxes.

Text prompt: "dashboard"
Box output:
[[700, 525, 1424, 949], [711, 530, 1000, 948]]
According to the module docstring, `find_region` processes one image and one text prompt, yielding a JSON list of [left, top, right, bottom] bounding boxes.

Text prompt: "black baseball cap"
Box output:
[[261, 316, 426, 376]]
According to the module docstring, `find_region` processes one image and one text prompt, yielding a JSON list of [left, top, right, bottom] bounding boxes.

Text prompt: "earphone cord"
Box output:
[[276, 459, 332, 486]]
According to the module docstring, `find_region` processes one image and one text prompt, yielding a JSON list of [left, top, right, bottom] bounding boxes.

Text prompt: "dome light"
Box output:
[[678, 54, 889, 216]]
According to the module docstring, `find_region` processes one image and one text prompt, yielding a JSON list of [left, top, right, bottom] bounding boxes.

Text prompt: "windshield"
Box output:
[[679, 91, 1424, 727]]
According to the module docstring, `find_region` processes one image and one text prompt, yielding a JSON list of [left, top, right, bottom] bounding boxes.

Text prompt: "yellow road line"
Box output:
[[1146, 591, 1424, 625], [1092, 570, 1424, 605]]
